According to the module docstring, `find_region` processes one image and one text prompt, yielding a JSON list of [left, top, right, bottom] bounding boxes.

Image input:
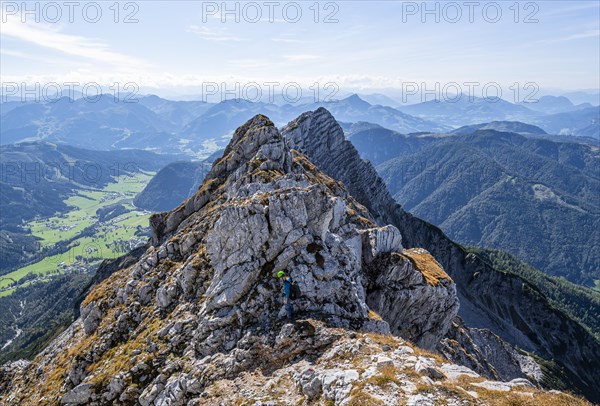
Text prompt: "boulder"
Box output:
[[60, 384, 94, 405]]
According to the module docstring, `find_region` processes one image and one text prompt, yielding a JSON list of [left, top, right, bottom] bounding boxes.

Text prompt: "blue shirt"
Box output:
[[283, 277, 293, 299]]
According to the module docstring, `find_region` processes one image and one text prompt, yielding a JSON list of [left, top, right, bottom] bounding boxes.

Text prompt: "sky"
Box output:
[[1, 1, 599, 101]]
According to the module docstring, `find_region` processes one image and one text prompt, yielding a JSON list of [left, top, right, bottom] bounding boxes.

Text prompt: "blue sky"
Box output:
[[1, 1, 599, 99]]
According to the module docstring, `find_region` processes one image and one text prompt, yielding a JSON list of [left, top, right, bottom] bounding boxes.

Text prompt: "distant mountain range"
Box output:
[[342, 119, 597, 166], [308, 94, 450, 133], [558, 91, 600, 106], [0, 96, 178, 151], [398, 96, 542, 127], [137, 95, 212, 128], [1, 95, 449, 156], [354, 92, 400, 107], [534, 106, 600, 138], [396, 96, 599, 138], [368, 130, 600, 286], [4, 93, 595, 158], [354, 91, 600, 110], [519, 95, 594, 115], [451, 121, 547, 135]]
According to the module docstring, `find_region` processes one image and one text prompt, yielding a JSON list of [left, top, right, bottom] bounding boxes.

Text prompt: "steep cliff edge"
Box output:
[[282, 108, 600, 402]]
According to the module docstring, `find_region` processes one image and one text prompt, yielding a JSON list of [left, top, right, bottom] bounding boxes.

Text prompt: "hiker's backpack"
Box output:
[[290, 281, 301, 300]]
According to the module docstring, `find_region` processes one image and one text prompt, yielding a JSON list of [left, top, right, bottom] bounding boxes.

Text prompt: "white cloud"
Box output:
[[0, 49, 31, 59], [1, 17, 147, 68], [187, 25, 244, 41], [530, 29, 600, 45], [272, 37, 311, 44], [229, 59, 271, 69], [282, 54, 320, 62], [0, 48, 81, 66]]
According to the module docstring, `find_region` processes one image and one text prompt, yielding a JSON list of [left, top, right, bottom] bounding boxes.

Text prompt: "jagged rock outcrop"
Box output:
[[282, 107, 600, 402], [365, 249, 459, 350], [0, 114, 461, 405], [438, 317, 543, 383]]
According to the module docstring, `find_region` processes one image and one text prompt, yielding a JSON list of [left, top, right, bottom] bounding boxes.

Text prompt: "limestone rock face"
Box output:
[[282, 108, 600, 402], [0, 114, 461, 405], [359, 225, 403, 263], [438, 317, 543, 384], [366, 250, 459, 350]]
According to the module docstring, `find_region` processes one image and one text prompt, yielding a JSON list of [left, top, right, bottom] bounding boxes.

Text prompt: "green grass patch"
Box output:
[[0, 173, 154, 295]]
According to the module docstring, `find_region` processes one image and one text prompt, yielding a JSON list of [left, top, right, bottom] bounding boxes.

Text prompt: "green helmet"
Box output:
[[277, 271, 285, 278]]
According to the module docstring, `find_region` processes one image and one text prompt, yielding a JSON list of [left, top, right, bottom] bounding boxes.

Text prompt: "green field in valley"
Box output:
[[0, 173, 154, 297]]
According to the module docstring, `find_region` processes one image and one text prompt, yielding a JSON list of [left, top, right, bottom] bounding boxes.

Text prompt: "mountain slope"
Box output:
[[0, 142, 180, 273], [470, 247, 600, 341], [374, 130, 600, 286], [398, 96, 541, 127], [0, 273, 93, 363], [451, 121, 547, 135], [133, 160, 212, 212], [344, 123, 434, 166], [281, 108, 600, 401]]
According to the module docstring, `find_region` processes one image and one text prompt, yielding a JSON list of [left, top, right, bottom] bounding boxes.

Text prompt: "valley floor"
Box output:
[[0, 172, 154, 298]]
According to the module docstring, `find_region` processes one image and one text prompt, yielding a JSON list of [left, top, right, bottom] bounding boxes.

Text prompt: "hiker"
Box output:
[[277, 271, 294, 320]]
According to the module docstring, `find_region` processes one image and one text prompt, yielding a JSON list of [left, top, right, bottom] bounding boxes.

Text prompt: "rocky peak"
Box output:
[[210, 114, 292, 178], [342, 94, 372, 109], [1, 113, 464, 405], [283, 108, 395, 226], [150, 114, 292, 245], [285, 107, 345, 152]]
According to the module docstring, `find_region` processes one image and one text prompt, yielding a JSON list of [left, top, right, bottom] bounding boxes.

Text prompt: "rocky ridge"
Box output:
[[0, 114, 464, 405], [281, 108, 600, 402], [0, 112, 594, 405]]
